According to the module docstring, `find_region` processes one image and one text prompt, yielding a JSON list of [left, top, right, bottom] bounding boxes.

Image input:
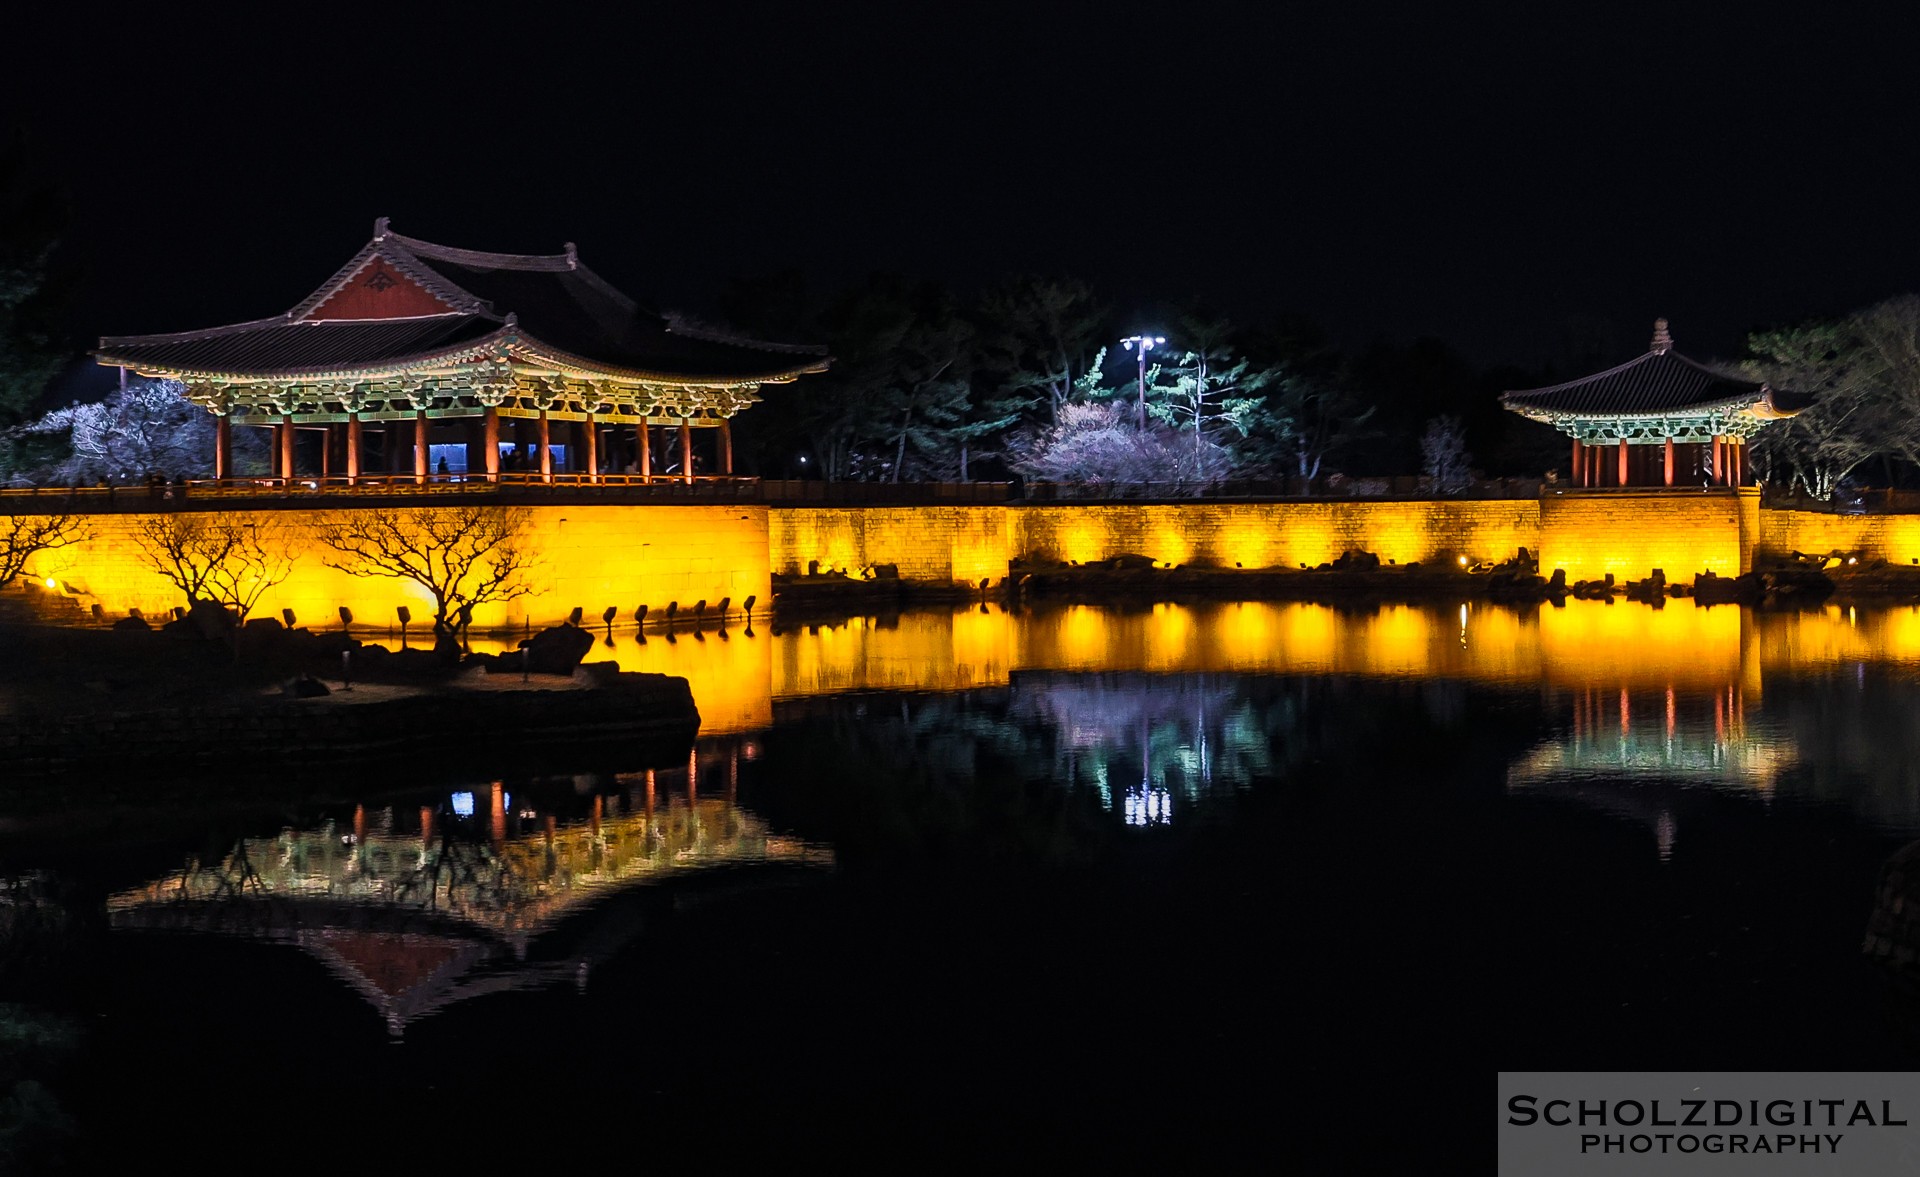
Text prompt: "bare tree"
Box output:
[[132, 512, 297, 623], [313, 506, 536, 635], [1420, 415, 1473, 492], [0, 514, 87, 588]]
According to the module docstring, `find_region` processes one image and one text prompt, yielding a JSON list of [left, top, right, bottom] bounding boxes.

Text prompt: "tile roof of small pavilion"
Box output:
[[96, 219, 829, 385], [1502, 319, 1807, 421]]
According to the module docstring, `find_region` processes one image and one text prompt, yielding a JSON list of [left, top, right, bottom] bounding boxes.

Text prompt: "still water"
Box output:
[[6, 599, 1920, 1166]]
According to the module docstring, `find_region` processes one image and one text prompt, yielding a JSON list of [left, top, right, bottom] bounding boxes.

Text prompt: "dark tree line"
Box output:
[[719, 272, 1567, 489]]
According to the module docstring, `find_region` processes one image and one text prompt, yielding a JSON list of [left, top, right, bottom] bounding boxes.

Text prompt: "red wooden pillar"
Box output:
[[1571, 438, 1583, 488], [483, 407, 500, 481], [718, 420, 733, 475], [1617, 438, 1629, 487], [413, 411, 429, 483], [280, 415, 296, 480], [1732, 441, 1744, 486], [215, 415, 232, 480], [538, 410, 552, 482], [584, 412, 598, 482], [1712, 436, 1724, 485], [346, 414, 362, 484], [680, 421, 694, 484], [1663, 437, 1674, 486], [637, 422, 651, 480]]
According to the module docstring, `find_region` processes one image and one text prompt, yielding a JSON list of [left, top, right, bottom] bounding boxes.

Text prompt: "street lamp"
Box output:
[[1120, 335, 1165, 429]]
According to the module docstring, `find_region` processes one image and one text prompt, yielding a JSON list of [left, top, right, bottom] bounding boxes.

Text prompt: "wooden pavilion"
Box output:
[[94, 219, 828, 483], [1502, 320, 1806, 488]]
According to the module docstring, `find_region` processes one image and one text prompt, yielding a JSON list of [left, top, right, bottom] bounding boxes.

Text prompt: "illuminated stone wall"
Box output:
[[1760, 509, 1920, 568], [1011, 500, 1541, 569], [1536, 490, 1755, 583], [769, 506, 1012, 584], [32, 496, 1920, 629], [27, 505, 771, 634]]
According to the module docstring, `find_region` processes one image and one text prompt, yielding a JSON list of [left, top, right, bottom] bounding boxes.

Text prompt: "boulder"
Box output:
[[516, 624, 597, 675], [283, 675, 331, 698], [572, 660, 621, 686], [112, 616, 151, 632], [242, 616, 284, 635], [188, 598, 236, 640]]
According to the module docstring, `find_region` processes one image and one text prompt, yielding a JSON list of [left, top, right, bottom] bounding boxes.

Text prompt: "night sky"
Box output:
[[11, 3, 1917, 376]]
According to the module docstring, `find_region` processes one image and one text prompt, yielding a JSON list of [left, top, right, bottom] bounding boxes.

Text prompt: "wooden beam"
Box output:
[[483, 407, 500, 482]]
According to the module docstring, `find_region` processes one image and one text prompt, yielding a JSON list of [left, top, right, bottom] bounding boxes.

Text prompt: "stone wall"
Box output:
[[25, 494, 1920, 623], [767, 506, 1011, 584], [26, 504, 771, 632], [770, 500, 1542, 582], [1011, 500, 1541, 571], [1536, 489, 1756, 583], [1760, 509, 1920, 568]]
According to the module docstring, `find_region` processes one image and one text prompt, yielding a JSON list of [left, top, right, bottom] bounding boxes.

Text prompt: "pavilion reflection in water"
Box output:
[[107, 759, 831, 1037], [549, 598, 1920, 833]]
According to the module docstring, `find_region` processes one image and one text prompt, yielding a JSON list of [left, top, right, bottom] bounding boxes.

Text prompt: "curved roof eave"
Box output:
[[93, 327, 515, 382], [505, 335, 832, 387]]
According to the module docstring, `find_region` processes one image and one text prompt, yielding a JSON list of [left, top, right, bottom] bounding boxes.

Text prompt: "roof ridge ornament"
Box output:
[[564, 242, 578, 269], [374, 216, 390, 241], [1651, 317, 1673, 354]]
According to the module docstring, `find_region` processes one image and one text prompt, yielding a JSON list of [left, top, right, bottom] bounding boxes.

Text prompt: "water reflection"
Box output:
[[105, 758, 830, 1036]]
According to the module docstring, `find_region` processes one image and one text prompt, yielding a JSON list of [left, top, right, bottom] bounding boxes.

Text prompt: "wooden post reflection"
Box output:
[[490, 782, 506, 850]]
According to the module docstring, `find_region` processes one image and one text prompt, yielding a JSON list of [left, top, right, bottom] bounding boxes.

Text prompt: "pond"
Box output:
[[4, 599, 1920, 1167]]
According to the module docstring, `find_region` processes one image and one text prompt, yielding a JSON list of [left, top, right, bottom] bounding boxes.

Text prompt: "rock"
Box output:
[[1109, 554, 1157, 570], [284, 676, 330, 698], [242, 616, 284, 634], [187, 598, 236, 640], [1693, 570, 1764, 605], [515, 625, 597, 675], [112, 616, 151, 632], [433, 633, 463, 665], [870, 563, 900, 580], [311, 631, 363, 657], [572, 661, 621, 686], [463, 651, 498, 672]]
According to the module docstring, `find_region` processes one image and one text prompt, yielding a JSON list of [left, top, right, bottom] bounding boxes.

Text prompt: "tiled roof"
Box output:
[[98, 220, 829, 383], [1503, 343, 1767, 417], [98, 315, 506, 378]]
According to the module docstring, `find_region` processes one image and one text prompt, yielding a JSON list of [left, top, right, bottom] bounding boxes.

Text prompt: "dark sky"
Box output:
[[12, 2, 1919, 376]]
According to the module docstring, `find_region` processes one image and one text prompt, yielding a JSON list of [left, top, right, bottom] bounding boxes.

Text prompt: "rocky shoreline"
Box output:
[[771, 549, 1898, 610], [0, 620, 700, 782]]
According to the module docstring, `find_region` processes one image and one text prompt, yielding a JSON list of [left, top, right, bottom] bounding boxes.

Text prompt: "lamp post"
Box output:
[[1120, 335, 1165, 429]]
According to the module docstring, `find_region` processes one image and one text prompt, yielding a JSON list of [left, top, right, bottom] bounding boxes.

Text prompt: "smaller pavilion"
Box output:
[[1502, 320, 1805, 488], [95, 220, 828, 483]]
